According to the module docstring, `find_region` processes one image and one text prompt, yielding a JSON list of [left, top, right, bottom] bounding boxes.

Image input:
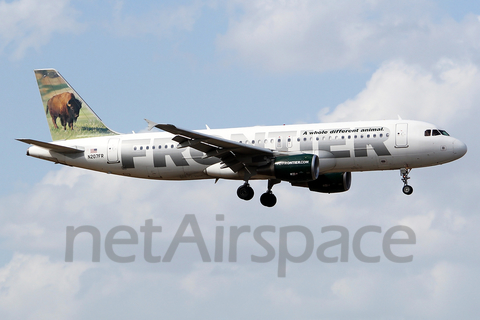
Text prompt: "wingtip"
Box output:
[[16, 138, 31, 144], [145, 119, 157, 131]]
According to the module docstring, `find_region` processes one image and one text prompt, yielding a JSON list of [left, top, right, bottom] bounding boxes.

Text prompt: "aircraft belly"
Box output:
[[353, 148, 380, 170], [331, 157, 354, 172], [154, 162, 185, 179], [146, 167, 161, 179], [183, 164, 210, 179]]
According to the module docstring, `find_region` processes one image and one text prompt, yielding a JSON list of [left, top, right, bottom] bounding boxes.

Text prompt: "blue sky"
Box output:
[[0, 1, 479, 319]]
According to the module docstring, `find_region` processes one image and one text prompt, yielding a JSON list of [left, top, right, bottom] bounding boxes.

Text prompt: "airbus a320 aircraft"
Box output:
[[18, 69, 467, 207]]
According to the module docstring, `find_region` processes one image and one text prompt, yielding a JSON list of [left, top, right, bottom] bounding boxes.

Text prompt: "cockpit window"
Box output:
[[424, 129, 431, 136], [439, 130, 450, 136], [432, 129, 441, 136]]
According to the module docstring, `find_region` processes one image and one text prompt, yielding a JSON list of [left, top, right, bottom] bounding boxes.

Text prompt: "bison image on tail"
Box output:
[[46, 92, 82, 130]]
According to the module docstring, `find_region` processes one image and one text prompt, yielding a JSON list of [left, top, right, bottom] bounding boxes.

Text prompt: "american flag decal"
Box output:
[[90, 148, 97, 153]]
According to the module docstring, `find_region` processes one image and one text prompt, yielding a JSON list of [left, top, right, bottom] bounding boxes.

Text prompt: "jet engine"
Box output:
[[257, 154, 320, 182], [306, 172, 351, 193]]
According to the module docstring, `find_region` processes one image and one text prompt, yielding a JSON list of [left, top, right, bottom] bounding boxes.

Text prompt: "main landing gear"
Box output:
[[237, 182, 254, 201], [237, 179, 281, 207], [260, 179, 281, 207], [400, 168, 413, 195]]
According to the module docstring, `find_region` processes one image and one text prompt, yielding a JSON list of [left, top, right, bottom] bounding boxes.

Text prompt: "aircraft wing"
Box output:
[[146, 120, 274, 172]]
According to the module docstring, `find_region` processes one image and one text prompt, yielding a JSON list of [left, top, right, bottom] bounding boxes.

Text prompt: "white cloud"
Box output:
[[318, 59, 480, 126], [180, 263, 234, 298], [0, 0, 84, 59], [0, 254, 90, 320], [217, 0, 480, 72]]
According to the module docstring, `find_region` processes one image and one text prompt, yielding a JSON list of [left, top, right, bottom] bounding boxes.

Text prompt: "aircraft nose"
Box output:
[[453, 139, 467, 157]]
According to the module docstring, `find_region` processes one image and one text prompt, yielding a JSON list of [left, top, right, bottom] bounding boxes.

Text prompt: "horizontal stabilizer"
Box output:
[[17, 139, 84, 154]]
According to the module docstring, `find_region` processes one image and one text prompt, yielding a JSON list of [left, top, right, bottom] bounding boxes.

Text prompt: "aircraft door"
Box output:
[[395, 123, 408, 148], [287, 136, 293, 148], [107, 138, 120, 163], [276, 136, 283, 149]]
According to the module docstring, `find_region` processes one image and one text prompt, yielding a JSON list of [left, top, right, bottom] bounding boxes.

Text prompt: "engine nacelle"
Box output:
[[307, 172, 351, 193], [258, 154, 320, 182]]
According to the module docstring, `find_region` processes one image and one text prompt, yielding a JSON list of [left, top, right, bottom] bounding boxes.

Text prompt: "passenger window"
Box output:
[[425, 129, 431, 136]]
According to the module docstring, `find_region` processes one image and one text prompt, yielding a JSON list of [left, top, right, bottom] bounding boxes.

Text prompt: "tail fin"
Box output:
[[35, 69, 118, 141]]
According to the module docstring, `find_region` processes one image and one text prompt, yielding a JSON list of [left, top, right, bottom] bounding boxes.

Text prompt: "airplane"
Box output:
[[18, 69, 467, 207]]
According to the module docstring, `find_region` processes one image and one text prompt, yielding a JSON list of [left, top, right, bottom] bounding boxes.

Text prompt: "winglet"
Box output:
[[145, 119, 158, 131]]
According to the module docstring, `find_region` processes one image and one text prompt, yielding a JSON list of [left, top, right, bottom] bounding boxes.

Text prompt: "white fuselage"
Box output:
[[26, 119, 467, 181]]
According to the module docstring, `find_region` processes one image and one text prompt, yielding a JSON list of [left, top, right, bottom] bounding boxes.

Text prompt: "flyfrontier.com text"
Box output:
[[65, 214, 416, 277]]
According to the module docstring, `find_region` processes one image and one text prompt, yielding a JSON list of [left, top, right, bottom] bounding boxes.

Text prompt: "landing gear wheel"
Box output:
[[402, 185, 413, 195], [400, 168, 413, 196], [260, 192, 277, 207], [237, 184, 254, 201]]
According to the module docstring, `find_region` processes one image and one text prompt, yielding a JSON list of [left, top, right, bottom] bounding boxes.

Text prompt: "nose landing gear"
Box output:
[[400, 168, 413, 195]]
